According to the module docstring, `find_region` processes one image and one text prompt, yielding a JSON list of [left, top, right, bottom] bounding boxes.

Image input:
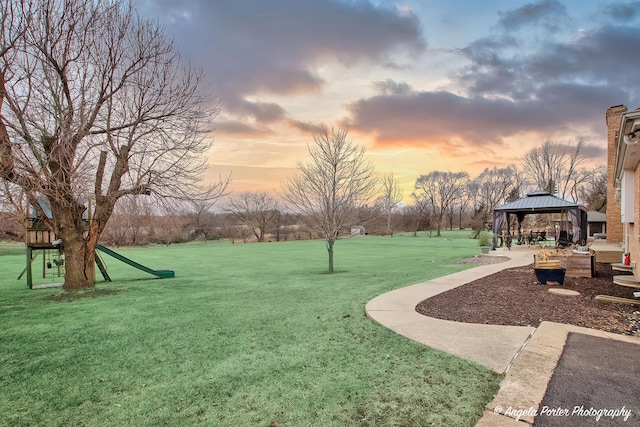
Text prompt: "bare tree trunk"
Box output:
[[62, 239, 96, 290], [327, 239, 335, 273]]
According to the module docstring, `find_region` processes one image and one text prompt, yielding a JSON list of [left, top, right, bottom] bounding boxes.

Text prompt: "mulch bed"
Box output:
[[416, 260, 640, 336]]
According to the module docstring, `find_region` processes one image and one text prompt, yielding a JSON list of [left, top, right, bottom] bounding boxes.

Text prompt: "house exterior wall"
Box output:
[[629, 166, 640, 266], [605, 105, 626, 244]]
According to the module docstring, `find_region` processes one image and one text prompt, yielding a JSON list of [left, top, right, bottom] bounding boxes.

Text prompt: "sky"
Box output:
[[133, 0, 640, 199]]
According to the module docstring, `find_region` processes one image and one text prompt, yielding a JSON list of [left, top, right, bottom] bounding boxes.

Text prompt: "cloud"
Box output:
[[346, 80, 628, 148], [214, 120, 274, 137], [231, 100, 286, 124], [136, 0, 425, 122], [288, 119, 325, 135], [497, 0, 568, 32], [345, 1, 639, 157], [579, 144, 607, 160], [526, 25, 640, 91], [455, 11, 640, 102], [374, 79, 414, 95], [603, 1, 640, 22], [345, 89, 544, 148]]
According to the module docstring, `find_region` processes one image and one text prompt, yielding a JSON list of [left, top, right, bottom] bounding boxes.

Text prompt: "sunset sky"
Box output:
[[135, 0, 640, 199]]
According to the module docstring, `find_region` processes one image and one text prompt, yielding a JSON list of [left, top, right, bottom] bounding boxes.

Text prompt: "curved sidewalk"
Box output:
[[365, 248, 640, 426], [365, 248, 535, 374]]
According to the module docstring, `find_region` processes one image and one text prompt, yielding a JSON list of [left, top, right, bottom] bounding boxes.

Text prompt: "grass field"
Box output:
[[0, 231, 501, 426]]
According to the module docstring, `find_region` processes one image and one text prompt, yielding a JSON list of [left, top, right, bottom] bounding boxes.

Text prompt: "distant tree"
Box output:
[[148, 207, 187, 245], [507, 164, 530, 201], [475, 167, 515, 210], [270, 212, 301, 242], [220, 214, 240, 244], [268, 210, 281, 242], [226, 192, 280, 242], [375, 173, 403, 235], [468, 166, 516, 236], [470, 203, 488, 238], [579, 165, 607, 212], [414, 171, 469, 236], [523, 139, 594, 202], [408, 192, 430, 237], [282, 126, 377, 273], [185, 176, 231, 239], [1, 0, 225, 289], [100, 196, 149, 246], [0, 180, 26, 240], [447, 182, 473, 230]]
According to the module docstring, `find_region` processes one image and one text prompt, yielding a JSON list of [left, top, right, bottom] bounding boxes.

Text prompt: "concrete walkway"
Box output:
[[364, 247, 640, 426], [366, 248, 536, 374]]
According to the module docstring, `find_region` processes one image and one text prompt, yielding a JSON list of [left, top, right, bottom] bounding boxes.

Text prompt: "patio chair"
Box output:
[[556, 230, 571, 248]]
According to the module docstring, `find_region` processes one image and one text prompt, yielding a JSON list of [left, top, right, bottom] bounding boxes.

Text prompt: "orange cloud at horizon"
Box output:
[[204, 118, 608, 207]]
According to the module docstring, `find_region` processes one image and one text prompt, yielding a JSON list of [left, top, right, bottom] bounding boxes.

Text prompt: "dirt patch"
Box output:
[[416, 261, 639, 336]]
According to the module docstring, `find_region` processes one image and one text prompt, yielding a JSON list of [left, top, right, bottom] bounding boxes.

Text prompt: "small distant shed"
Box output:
[[587, 211, 606, 237], [351, 226, 366, 236], [492, 191, 588, 249]]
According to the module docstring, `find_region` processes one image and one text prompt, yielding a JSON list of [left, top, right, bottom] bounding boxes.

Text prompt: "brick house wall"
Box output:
[[605, 105, 626, 244]]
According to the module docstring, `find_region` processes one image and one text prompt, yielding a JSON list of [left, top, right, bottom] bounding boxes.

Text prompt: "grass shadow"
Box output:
[[43, 287, 125, 303]]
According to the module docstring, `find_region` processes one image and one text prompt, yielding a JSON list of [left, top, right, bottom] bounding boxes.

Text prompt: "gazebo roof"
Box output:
[[494, 191, 584, 214]]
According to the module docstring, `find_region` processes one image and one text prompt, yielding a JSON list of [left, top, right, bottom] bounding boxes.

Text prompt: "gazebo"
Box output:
[[491, 191, 588, 250]]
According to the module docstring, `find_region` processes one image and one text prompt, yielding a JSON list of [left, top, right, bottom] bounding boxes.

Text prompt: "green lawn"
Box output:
[[0, 231, 501, 426]]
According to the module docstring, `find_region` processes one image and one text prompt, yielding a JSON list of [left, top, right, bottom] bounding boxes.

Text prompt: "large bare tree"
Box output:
[[0, 0, 223, 289], [282, 126, 377, 273]]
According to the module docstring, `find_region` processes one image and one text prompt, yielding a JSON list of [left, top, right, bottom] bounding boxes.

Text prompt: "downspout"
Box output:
[[624, 223, 629, 255]]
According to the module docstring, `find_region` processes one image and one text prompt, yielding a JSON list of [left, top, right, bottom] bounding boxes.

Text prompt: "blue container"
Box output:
[[534, 268, 566, 285]]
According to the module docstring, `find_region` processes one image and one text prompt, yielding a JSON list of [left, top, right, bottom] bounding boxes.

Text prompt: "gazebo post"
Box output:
[[491, 211, 498, 250], [516, 212, 526, 245], [491, 211, 507, 250]]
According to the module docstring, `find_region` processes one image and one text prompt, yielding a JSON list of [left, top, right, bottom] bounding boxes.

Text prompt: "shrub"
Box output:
[[478, 231, 492, 246]]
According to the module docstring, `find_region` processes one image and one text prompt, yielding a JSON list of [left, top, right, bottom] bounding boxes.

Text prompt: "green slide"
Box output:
[[95, 244, 175, 279]]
